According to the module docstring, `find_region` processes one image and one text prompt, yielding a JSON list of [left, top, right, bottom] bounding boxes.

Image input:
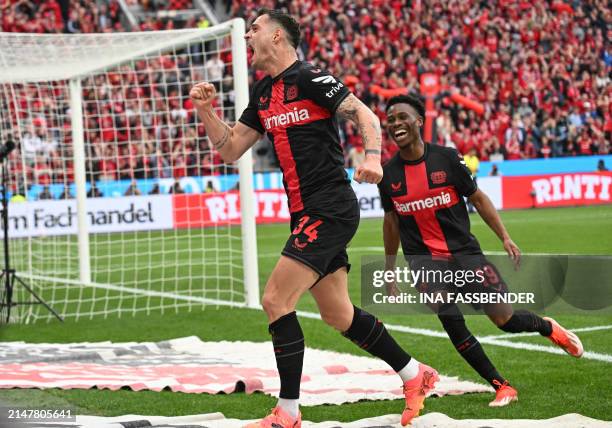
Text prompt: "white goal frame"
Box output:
[[0, 18, 260, 315]]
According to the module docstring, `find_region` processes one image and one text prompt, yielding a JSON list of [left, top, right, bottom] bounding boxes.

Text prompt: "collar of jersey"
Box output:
[[272, 60, 301, 82], [399, 142, 429, 165]]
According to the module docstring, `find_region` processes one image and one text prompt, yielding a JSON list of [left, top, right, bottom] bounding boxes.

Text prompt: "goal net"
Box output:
[[0, 19, 259, 323]]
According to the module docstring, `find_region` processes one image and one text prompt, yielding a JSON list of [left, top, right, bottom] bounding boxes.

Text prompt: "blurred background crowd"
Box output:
[[1, 0, 610, 198]]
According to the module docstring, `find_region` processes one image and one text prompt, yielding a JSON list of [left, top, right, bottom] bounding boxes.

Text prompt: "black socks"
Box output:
[[438, 304, 507, 390], [342, 305, 411, 372], [499, 309, 553, 336], [269, 311, 304, 399]]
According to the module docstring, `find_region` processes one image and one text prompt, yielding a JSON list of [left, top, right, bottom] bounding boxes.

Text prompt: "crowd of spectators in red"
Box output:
[[237, 0, 611, 165], [6, 48, 235, 191], [1, 0, 200, 33], [79, 52, 236, 183], [2, 0, 124, 33], [2, 0, 225, 193], [2, 0, 610, 197]]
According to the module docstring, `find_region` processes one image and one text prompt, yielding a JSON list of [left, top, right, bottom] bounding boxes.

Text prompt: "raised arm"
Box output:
[[336, 94, 383, 184], [190, 82, 262, 163]]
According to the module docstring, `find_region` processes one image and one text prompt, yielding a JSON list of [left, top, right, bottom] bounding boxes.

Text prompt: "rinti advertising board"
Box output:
[[172, 191, 290, 228], [502, 172, 612, 209]]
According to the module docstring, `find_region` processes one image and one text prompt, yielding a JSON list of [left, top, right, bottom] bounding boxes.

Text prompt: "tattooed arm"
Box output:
[[336, 94, 383, 183], [190, 82, 261, 163]]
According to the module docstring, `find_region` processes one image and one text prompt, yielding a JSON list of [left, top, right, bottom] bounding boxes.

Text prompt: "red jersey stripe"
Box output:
[[268, 80, 303, 212], [402, 162, 457, 256]]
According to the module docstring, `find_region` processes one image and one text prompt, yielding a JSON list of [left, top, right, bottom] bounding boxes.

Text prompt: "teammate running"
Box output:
[[378, 94, 584, 407], [190, 11, 437, 428]]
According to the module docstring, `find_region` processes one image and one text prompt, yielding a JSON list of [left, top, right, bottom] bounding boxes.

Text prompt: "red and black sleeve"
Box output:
[[449, 149, 478, 197], [297, 65, 350, 114], [238, 84, 265, 134], [377, 182, 395, 213]]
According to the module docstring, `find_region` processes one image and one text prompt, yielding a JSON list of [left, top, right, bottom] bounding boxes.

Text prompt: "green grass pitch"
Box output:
[[1, 205, 611, 422]]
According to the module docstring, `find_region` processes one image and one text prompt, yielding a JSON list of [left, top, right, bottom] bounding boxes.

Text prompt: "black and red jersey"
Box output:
[[239, 60, 355, 213], [378, 143, 482, 256]]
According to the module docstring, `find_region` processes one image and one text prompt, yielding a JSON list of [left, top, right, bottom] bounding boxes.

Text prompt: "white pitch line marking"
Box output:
[[28, 271, 611, 363], [478, 337, 612, 363], [296, 310, 612, 363], [171, 247, 602, 261], [482, 324, 612, 340]]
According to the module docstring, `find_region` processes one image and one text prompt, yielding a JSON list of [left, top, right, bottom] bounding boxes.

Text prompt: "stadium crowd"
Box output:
[[1, 0, 610, 197], [0, 0, 201, 33], [1, 0, 124, 33], [234, 0, 611, 165], [2, 0, 229, 193]]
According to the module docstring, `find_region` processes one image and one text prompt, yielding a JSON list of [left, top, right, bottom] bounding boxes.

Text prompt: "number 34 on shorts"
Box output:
[[281, 203, 359, 277], [291, 215, 322, 249]]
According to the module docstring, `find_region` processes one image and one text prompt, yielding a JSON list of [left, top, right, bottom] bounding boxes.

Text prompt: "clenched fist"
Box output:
[[189, 82, 216, 109], [354, 158, 383, 184]]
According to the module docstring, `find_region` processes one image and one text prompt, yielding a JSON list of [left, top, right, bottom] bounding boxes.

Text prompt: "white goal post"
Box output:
[[0, 19, 259, 323]]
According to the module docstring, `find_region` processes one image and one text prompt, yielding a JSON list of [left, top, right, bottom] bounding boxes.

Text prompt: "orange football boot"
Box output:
[[544, 317, 584, 357], [243, 407, 301, 428], [400, 363, 440, 426], [489, 381, 518, 407]]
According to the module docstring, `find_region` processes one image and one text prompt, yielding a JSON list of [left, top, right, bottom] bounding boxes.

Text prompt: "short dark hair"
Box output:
[[257, 8, 301, 49], [386, 94, 426, 119]]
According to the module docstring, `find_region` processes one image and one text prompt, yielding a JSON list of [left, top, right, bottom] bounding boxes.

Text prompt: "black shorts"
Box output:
[[281, 199, 359, 278], [407, 254, 509, 310]]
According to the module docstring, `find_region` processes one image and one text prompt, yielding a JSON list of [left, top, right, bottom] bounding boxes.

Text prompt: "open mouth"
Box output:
[[394, 129, 408, 139]]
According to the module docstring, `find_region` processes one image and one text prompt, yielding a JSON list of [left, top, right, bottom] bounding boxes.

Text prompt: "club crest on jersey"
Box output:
[[286, 84, 298, 101], [391, 181, 403, 192], [430, 171, 447, 184]]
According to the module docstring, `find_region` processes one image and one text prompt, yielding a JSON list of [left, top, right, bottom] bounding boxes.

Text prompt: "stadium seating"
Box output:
[[1, 0, 610, 191], [1, 0, 124, 33], [235, 0, 610, 165], [1, 0, 220, 193]]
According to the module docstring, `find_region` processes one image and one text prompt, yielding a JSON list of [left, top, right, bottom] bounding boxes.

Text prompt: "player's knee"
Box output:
[[485, 303, 514, 328], [493, 312, 513, 329], [261, 291, 287, 319], [261, 293, 274, 314], [319, 311, 336, 328], [320, 309, 352, 331]]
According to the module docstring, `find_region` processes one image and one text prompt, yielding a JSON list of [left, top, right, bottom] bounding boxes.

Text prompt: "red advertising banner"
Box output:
[[172, 172, 611, 229], [173, 190, 291, 228], [502, 172, 612, 209]]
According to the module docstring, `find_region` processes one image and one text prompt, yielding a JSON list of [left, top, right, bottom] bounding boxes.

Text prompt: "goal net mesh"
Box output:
[[0, 24, 253, 323]]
